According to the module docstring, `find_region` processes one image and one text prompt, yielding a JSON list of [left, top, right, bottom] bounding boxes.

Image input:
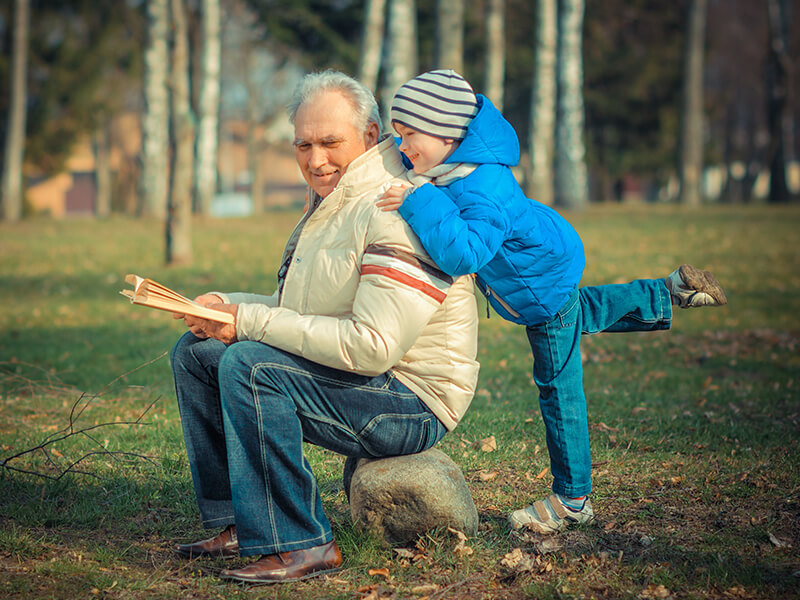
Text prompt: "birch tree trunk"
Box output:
[[93, 123, 112, 218], [484, 0, 505, 110], [382, 0, 418, 126], [359, 0, 387, 93], [527, 0, 556, 205], [678, 0, 707, 206], [166, 0, 193, 265], [195, 0, 221, 215], [1, 0, 30, 222], [555, 0, 588, 210], [140, 0, 170, 218], [435, 0, 464, 72]]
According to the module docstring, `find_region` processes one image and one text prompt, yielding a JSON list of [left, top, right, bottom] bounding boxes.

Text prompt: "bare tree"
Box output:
[[484, 0, 505, 110], [359, 0, 387, 93], [555, 0, 588, 210], [166, 0, 194, 265], [435, 0, 464, 72], [1, 0, 30, 222], [140, 0, 170, 218], [766, 0, 792, 203], [93, 124, 112, 218], [678, 0, 708, 206], [382, 0, 418, 124], [528, 0, 556, 206], [195, 0, 221, 215]]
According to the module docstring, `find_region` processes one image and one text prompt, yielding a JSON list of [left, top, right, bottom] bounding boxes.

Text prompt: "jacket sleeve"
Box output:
[[211, 290, 279, 307], [398, 167, 510, 277], [234, 211, 454, 377]]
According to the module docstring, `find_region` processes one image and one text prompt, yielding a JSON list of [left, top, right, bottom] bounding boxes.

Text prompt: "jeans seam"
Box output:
[[252, 361, 416, 396], [297, 409, 431, 457], [251, 367, 281, 549]]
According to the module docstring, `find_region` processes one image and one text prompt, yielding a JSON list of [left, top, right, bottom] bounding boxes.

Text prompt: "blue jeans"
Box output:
[[170, 333, 447, 556], [525, 279, 672, 498]]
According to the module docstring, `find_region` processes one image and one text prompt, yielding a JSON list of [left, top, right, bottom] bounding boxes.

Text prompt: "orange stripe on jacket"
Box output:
[[361, 264, 447, 303]]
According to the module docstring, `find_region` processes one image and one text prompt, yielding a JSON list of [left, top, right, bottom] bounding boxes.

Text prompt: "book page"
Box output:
[[121, 274, 235, 324]]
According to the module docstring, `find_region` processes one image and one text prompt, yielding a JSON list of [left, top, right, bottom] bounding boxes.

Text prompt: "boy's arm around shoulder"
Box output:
[[399, 164, 511, 277]]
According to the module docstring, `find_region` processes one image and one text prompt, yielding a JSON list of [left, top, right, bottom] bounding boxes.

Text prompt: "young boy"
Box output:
[[378, 70, 727, 535]]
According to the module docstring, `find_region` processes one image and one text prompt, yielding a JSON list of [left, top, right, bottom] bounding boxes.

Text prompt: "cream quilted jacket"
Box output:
[[215, 136, 480, 430]]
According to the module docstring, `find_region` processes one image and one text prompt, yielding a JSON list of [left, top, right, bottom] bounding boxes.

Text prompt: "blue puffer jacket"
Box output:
[[398, 94, 585, 326]]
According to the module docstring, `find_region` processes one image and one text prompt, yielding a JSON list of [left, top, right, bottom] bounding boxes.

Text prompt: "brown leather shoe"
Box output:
[[175, 525, 238, 559], [220, 540, 342, 583]]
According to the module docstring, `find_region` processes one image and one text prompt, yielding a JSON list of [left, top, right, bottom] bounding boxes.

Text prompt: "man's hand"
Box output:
[[376, 184, 411, 212], [173, 294, 238, 344]]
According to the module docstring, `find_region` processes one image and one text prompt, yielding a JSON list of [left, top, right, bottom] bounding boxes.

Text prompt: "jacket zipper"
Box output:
[[485, 284, 521, 318]]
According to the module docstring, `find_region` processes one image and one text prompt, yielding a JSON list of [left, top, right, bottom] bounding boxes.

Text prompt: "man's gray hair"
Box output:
[[287, 70, 382, 133]]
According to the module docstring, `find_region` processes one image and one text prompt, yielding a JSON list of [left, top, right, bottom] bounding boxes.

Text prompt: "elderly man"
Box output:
[[170, 70, 479, 584]]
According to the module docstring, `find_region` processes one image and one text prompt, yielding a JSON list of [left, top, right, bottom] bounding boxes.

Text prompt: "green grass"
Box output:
[[1, 205, 799, 599]]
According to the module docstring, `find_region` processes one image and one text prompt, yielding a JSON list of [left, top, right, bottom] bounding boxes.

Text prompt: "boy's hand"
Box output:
[[377, 184, 411, 212]]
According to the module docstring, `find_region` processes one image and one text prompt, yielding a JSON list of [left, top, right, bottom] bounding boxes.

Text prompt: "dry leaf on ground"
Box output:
[[638, 583, 671, 599], [367, 567, 391, 580], [473, 435, 497, 452], [500, 548, 536, 572], [447, 526, 473, 556]]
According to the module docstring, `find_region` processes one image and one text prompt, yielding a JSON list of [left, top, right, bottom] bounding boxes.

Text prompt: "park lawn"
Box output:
[[0, 205, 798, 600]]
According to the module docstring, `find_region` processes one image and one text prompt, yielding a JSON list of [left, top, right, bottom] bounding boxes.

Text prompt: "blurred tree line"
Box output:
[[0, 0, 797, 248]]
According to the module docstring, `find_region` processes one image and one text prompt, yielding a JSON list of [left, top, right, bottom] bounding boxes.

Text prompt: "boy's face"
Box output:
[[394, 123, 458, 174]]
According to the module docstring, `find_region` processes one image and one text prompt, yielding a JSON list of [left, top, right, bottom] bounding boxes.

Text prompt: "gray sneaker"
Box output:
[[666, 264, 727, 308], [509, 494, 594, 535]]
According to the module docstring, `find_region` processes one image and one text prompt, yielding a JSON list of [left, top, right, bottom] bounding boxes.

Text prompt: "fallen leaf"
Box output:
[[479, 469, 498, 481], [448, 526, 473, 556], [411, 584, 439, 594], [768, 532, 790, 548], [536, 537, 563, 554], [474, 435, 497, 452], [638, 583, 671, 599], [367, 567, 391, 580], [500, 547, 536, 572], [393, 548, 415, 559], [632, 406, 648, 415], [535, 467, 549, 479], [596, 422, 619, 432]]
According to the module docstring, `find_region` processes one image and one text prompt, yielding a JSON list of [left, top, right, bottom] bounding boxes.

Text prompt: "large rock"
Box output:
[[343, 448, 478, 544]]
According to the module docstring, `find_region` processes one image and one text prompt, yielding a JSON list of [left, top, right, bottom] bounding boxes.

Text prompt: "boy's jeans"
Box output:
[[170, 333, 447, 556], [525, 278, 672, 498]]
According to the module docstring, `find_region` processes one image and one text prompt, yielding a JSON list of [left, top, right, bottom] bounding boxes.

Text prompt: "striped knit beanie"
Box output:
[[390, 70, 478, 141]]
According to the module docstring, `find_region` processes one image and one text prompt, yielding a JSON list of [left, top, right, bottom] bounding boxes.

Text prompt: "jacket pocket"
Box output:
[[358, 413, 442, 457]]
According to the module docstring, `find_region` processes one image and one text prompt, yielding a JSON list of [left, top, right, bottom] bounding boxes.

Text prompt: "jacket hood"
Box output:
[[446, 95, 520, 167]]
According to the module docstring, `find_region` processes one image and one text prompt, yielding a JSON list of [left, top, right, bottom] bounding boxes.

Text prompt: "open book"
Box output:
[[120, 274, 234, 324]]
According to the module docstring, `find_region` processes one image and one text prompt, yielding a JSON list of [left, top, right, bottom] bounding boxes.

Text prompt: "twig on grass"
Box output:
[[0, 351, 169, 480]]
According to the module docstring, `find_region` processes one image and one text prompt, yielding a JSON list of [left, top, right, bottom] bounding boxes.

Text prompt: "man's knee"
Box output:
[[170, 331, 201, 369], [217, 341, 287, 380]]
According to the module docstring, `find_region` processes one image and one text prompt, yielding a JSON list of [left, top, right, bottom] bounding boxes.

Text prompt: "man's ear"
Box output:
[[364, 121, 380, 148]]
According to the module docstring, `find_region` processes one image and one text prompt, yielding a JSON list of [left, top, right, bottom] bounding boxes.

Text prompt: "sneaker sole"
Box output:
[[678, 264, 727, 305]]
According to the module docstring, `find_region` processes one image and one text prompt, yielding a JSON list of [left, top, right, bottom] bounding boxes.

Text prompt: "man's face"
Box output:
[[293, 91, 379, 198]]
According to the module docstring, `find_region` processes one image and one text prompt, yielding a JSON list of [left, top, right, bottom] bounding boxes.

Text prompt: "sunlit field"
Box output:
[[1, 204, 798, 599]]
